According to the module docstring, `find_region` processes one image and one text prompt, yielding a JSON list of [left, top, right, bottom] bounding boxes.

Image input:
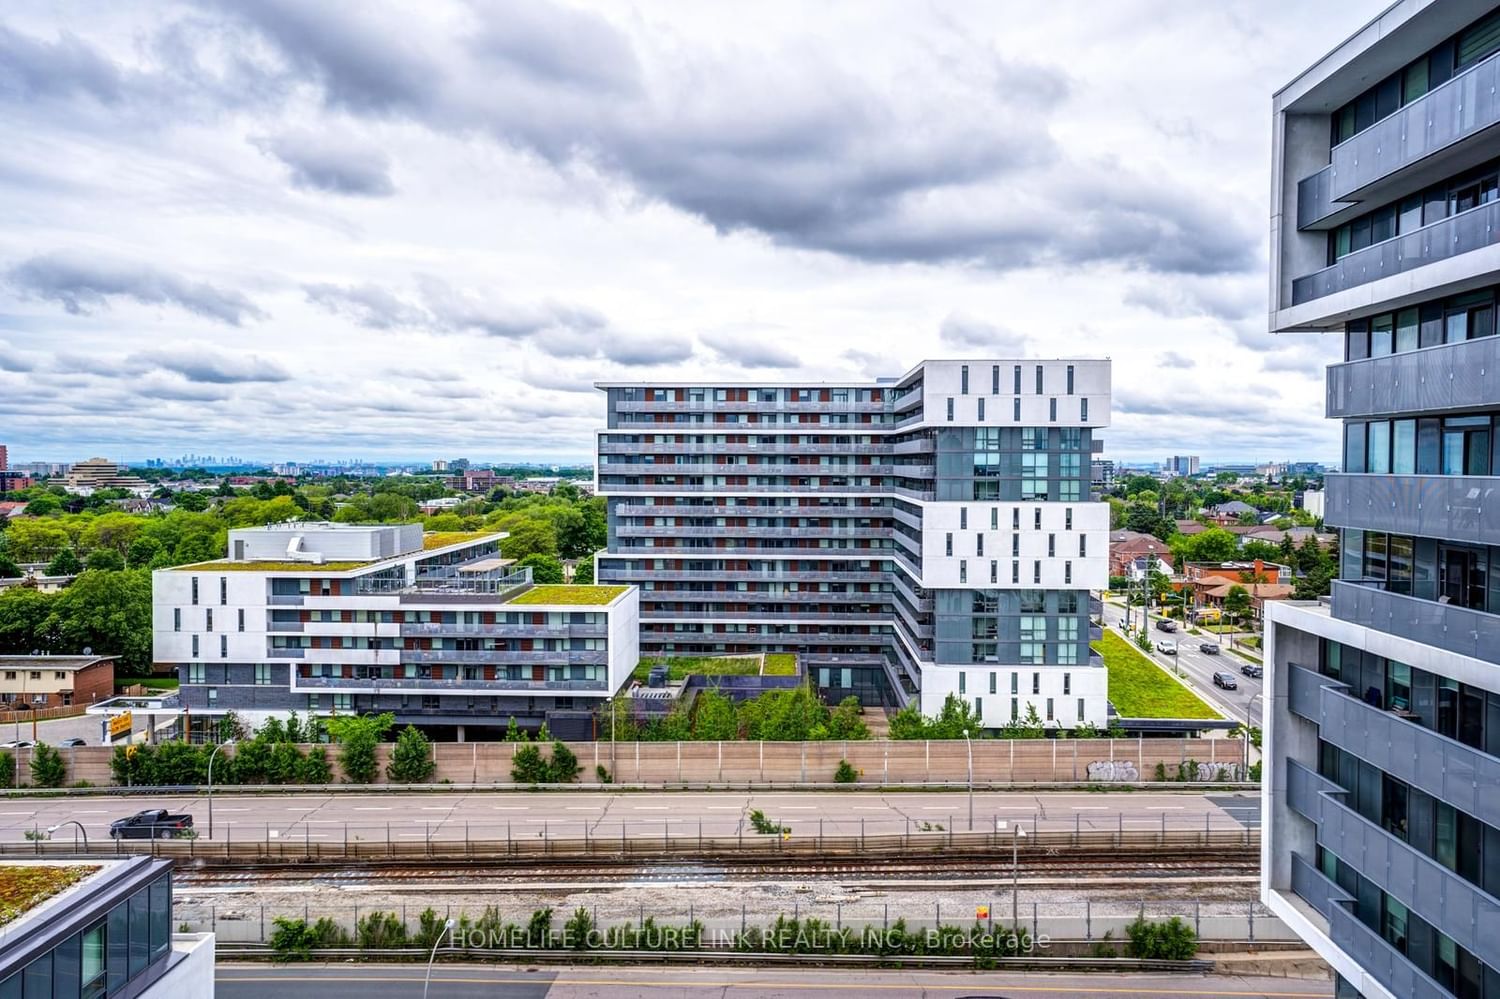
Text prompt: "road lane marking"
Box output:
[[353, 807, 391, 811]]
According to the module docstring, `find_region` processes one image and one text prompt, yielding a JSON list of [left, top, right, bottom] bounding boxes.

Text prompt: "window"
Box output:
[[959, 560, 967, 583], [959, 672, 966, 694], [1066, 364, 1075, 395], [974, 697, 983, 719], [1032, 672, 1041, 695], [960, 507, 967, 529], [190, 635, 199, 658], [945, 533, 953, 556], [206, 687, 217, 705], [977, 535, 984, 556], [238, 608, 246, 632], [1063, 672, 1071, 695], [989, 672, 997, 695], [1048, 534, 1056, 557], [188, 663, 204, 683], [1010, 673, 1019, 694], [992, 365, 1000, 394], [1035, 366, 1043, 394], [991, 508, 998, 530], [1033, 561, 1041, 584], [1065, 507, 1073, 530], [1013, 398, 1021, 422], [81, 922, 105, 996], [1064, 561, 1072, 584], [220, 576, 227, 605], [255, 664, 272, 685], [1080, 398, 1089, 421], [1011, 698, 1019, 721], [946, 398, 954, 421], [1046, 698, 1054, 721], [1011, 561, 1019, 583], [1013, 365, 1021, 394], [173, 608, 181, 632], [190, 577, 199, 605], [1049, 398, 1057, 422], [1077, 698, 1086, 722], [1012, 508, 1020, 530], [1034, 508, 1042, 530], [205, 608, 213, 632], [960, 364, 969, 394], [1079, 536, 1087, 557], [219, 635, 227, 658], [977, 398, 985, 422]]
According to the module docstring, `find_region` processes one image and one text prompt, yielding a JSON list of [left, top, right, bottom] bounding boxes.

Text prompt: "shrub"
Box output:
[[511, 745, 550, 785], [29, 744, 66, 789], [1125, 916, 1197, 960], [547, 741, 580, 784], [595, 764, 613, 784], [563, 907, 593, 950], [0, 750, 14, 788], [386, 725, 436, 784], [355, 911, 407, 949], [327, 713, 393, 785], [265, 742, 302, 785], [748, 809, 788, 835], [834, 760, 858, 784]]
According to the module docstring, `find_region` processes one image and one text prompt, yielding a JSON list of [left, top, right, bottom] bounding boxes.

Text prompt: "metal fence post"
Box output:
[[1085, 899, 1091, 940]]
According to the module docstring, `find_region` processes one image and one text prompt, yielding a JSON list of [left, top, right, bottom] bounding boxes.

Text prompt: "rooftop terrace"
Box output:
[[506, 585, 628, 606]]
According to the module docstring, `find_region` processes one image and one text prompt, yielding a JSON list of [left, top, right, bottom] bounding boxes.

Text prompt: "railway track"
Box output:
[[176, 853, 1259, 889]]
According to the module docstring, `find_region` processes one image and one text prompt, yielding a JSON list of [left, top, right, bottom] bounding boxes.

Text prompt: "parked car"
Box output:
[[0, 740, 35, 749], [1212, 671, 1239, 690], [1240, 663, 1264, 678], [56, 737, 86, 747], [1154, 619, 1178, 632], [109, 809, 194, 840], [1199, 642, 1221, 655], [1155, 641, 1177, 655]]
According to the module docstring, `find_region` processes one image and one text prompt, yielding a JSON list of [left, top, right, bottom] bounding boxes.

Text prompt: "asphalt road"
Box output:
[[1100, 603, 1265, 726], [215, 963, 1329, 998], [0, 789, 1260, 844]]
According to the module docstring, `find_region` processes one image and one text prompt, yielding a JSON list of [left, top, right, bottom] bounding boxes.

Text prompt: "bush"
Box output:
[[355, 911, 407, 949], [548, 741, 580, 784], [595, 764, 612, 784], [1125, 916, 1197, 960], [269, 916, 349, 960], [386, 725, 435, 784], [748, 809, 788, 835], [327, 713, 393, 785], [0, 750, 14, 788], [511, 745, 551, 785], [29, 744, 66, 789], [298, 747, 332, 785], [834, 760, 858, 784]]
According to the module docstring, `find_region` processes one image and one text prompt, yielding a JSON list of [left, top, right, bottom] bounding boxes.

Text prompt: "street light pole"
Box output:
[[963, 730, 973, 832], [46, 820, 89, 852], [1012, 825, 1027, 924], [206, 740, 235, 840], [422, 918, 457, 999]]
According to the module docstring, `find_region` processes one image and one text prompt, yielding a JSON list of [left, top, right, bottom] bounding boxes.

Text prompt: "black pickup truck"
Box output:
[[109, 809, 193, 840]]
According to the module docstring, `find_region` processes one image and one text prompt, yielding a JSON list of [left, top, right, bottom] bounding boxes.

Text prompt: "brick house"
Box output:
[[0, 655, 117, 710], [1108, 530, 1174, 577]]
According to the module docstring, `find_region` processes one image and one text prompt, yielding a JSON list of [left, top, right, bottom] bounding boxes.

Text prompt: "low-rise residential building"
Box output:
[[0, 655, 116, 710], [447, 468, 508, 493], [0, 470, 32, 491], [0, 857, 214, 996], [1206, 500, 1260, 525], [153, 522, 638, 740], [1108, 529, 1173, 577], [1122, 554, 1175, 582]]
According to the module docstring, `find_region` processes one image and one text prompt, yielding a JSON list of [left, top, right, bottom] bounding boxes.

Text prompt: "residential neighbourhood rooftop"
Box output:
[[0, 654, 117, 671], [506, 585, 628, 606]]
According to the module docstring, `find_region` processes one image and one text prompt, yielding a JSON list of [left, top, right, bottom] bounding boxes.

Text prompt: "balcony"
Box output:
[[1288, 759, 1500, 972], [597, 442, 896, 456], [398, 649, 607, 665], [1292, 198, 1500, 305], [598, 568, 892, 583], [1331, 579, 1500, 665], [1287, 663, 1500, 831], [1327, 335, 1500, 419], [602, 462, 906, 476], [1325, 473, 1500, 546], [614, 526, 894, 539], [292, 675, 607, 693], [399, 623, 606, 639]]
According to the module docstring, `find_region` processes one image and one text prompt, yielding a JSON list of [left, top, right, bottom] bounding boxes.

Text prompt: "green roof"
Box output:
[[507, 585, 627, 606], [422, 531, 499, 550], [1, 865, 99, 926], [170, 560, 372, 572]]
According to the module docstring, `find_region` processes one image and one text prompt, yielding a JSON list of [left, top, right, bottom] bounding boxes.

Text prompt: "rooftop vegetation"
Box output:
[[1093, 630, 1221, 720], [631, 656, 762, 683], [762, 653, 798, 676], [421, 531, 497, 550], [507, 584, 626, 606], [171, 560, 371, 572], [0, 865, 98, 926]]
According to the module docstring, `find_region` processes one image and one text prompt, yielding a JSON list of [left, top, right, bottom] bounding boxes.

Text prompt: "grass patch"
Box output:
[[0, 866, 97, 926], [1229, 647, 1264, 665], [122, 678, 179, 691], [422, 531, 497, 550], [508, 584, 627, 606], [1093, 631, 1221, 721], [631, 657, 763, 683], [762, 653, 798, 676]]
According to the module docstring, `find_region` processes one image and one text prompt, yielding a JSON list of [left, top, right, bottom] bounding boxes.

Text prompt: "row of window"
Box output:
[[960, 364, 1081, 396], [620, 387, 886, 403], [944, 532, 1087, 559], [1, 670, 66, 681], [1316, 846, 1496, 999], [944, 397, 1090, 423], [951, 559, 1078, 586], [1344, 286, 1500, 360], [959, 670, 1077, 696], [1330, 8, 1500, 147], [188, 575, 228, 605], [949, 691, 1088, 725], [1342, 413, 1498, 475], [173, 607, 246, 632], [302, 692, 578, 713], [1329, 155, 1500, 264]]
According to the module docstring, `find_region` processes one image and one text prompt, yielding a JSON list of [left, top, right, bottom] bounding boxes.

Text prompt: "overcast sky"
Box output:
[[0, 1, 1385, 466]]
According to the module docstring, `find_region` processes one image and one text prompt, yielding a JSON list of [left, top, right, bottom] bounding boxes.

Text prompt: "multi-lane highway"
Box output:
[[0, 789, 1260, 844], [1100, 601, 1265, 726], [214, 963, 1330, 998]]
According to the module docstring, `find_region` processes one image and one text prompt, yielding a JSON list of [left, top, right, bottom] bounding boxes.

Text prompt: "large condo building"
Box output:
[[155, 523, 638, 740], [594, 358, 1112, 730], [1266, 3, 1500, 998]]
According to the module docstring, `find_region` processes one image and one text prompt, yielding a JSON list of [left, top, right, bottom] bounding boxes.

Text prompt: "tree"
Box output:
[[1169, 527, 1239, 568], [517, 553, 565, 585], [47, 569, 153, 674], [45, 548, 83, 577], [173, 490, 210, 512], [0, 554, 19, 579], [326, 713, 394, 784], [572, 556, 594, 585], [999, 703, 1048, 739], [30, 743, 67, 788], [1223, 585, 1252, 624], [386, 725, 436, 783], [499, 519, 557, 561], [691, 689, 739, 740], [826, 696, 870, 740], [85, 549, 125, 572]]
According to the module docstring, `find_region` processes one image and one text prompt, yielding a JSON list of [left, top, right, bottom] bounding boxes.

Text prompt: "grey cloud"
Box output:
[[1160, 351, 1197, 368], [305, 283, 426, 329], [139, 377, 232, 402], [256, 131, 396, 196], [701, 331, 799, 369], [0, 341, 37, 372], [518, 366, 597, 394], [417, 278, 607, 340], [938, 314, 1028, 354], [1124, 279, 1261, 324], [604, 334, 693, 367], [841, 348, 905, 380], [8, 252, 266, 325], [129, 347, 291, 384], [468, 1, 640, 94], [0, 26, 122, 103]]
